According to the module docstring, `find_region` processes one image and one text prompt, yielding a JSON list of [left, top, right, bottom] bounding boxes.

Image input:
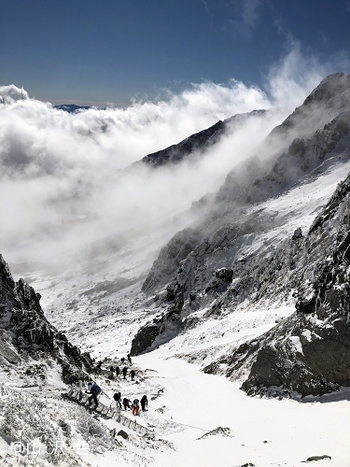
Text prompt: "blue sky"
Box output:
[[1, 0, 350, 105]]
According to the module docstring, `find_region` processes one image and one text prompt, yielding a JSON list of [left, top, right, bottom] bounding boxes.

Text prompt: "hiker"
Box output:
[[122, 366, 128, 379], [140, 395, 148, 411], [86, 382, 101, 408], [127, 353, 132, 365], [113, 391, 122, 409], [95, 361, 102, 374], [115, 366, 120, 377], [130, 369, 136, 381], [132, 398, 140, 416], [123, 397, 131, 410]]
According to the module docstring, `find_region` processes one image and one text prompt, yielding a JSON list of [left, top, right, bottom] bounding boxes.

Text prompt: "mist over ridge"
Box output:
[[0, 49, 330, 275]]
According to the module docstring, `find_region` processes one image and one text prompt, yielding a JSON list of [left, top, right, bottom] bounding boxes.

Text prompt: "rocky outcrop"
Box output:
[[130, 309, 183, 355], [205, 172, 350, 397], [0, 254, 94, 383]]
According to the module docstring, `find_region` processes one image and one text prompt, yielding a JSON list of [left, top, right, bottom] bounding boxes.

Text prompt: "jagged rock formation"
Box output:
[[130, 73, 350, 396], [215, 173, 350, 397], [130, 308, 183, 355], [0, 254, 93, 383]]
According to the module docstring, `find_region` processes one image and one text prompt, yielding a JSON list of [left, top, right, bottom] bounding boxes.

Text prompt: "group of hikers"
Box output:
[[85, 353, 148, 416], [109, 365, 136, 381], [113, 391, 148, 415], [86, 381, 148, 416], [95, 354, 136, 381]]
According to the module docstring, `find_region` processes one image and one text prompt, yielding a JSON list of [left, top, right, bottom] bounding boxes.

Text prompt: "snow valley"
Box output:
[[1, 71, 350, 467]]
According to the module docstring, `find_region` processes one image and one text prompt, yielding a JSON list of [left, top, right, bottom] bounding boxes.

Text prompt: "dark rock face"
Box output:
[[0, 254, 93, 383], [130, 309, 183, 355]]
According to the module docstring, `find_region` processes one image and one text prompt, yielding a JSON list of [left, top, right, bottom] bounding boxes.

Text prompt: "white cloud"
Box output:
[[0, 85, 29, 104], [227, 0, 263, 39], [0, 49, 345, 274], [240, 0, 262, 31], [264, 41, 350, 109]]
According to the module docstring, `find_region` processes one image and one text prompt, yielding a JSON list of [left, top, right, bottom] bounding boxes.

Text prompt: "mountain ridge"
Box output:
[[129, 72, 350, 396]]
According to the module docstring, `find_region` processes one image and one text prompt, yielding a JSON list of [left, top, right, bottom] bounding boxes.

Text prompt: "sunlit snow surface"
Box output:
[[5, 151, 346, 466], [3, 94, 350, 465]]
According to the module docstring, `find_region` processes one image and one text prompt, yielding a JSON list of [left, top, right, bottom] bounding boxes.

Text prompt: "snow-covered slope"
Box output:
[[130, 74, 350, 382], [1, 73, 350, 466]]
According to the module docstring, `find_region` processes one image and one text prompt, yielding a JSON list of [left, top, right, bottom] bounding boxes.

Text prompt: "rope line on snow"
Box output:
[[163, 419, 211, 432]]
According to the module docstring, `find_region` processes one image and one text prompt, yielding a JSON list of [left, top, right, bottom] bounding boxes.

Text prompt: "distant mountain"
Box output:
[[53, 103, 93, 113], [138, 109, 267, 167]]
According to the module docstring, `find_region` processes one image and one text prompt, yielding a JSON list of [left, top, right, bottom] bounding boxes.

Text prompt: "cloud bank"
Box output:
[[0, 48, 344, 277]]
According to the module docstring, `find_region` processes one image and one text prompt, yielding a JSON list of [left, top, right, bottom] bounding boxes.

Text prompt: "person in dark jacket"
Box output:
[[87, 382, 100, 408], [140, 395, 148, 411], [130, 369, 136, 381], [122, 366, 128, 379], [123, 397, 131, 410], [95, 361, 102, 374], [113, 391, 122, 409]]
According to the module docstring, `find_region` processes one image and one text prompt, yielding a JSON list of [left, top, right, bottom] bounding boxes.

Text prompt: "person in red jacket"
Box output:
[[131, 399, 139, 415]]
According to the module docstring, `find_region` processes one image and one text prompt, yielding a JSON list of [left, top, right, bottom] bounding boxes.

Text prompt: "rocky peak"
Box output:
[[303, 72, 350, 108], [270, 72, 350, 141], [215, 75, 350, 207], [137, 109, 267, 168]]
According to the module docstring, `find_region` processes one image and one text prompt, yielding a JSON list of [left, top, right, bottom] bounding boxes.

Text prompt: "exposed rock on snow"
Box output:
[[208, 172, 350, 396], [303, 455, 332, 462], [0, 254, 93, 384], [130, 308, 183, 355], [196, 426, 231, 440]]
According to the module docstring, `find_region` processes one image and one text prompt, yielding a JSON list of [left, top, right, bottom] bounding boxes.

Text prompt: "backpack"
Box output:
[[113, 392, 121, 401], [94, 385, 102, 395]]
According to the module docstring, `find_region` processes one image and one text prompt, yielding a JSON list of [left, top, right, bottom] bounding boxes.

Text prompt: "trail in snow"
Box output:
[[132, 348, 350, 467]]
